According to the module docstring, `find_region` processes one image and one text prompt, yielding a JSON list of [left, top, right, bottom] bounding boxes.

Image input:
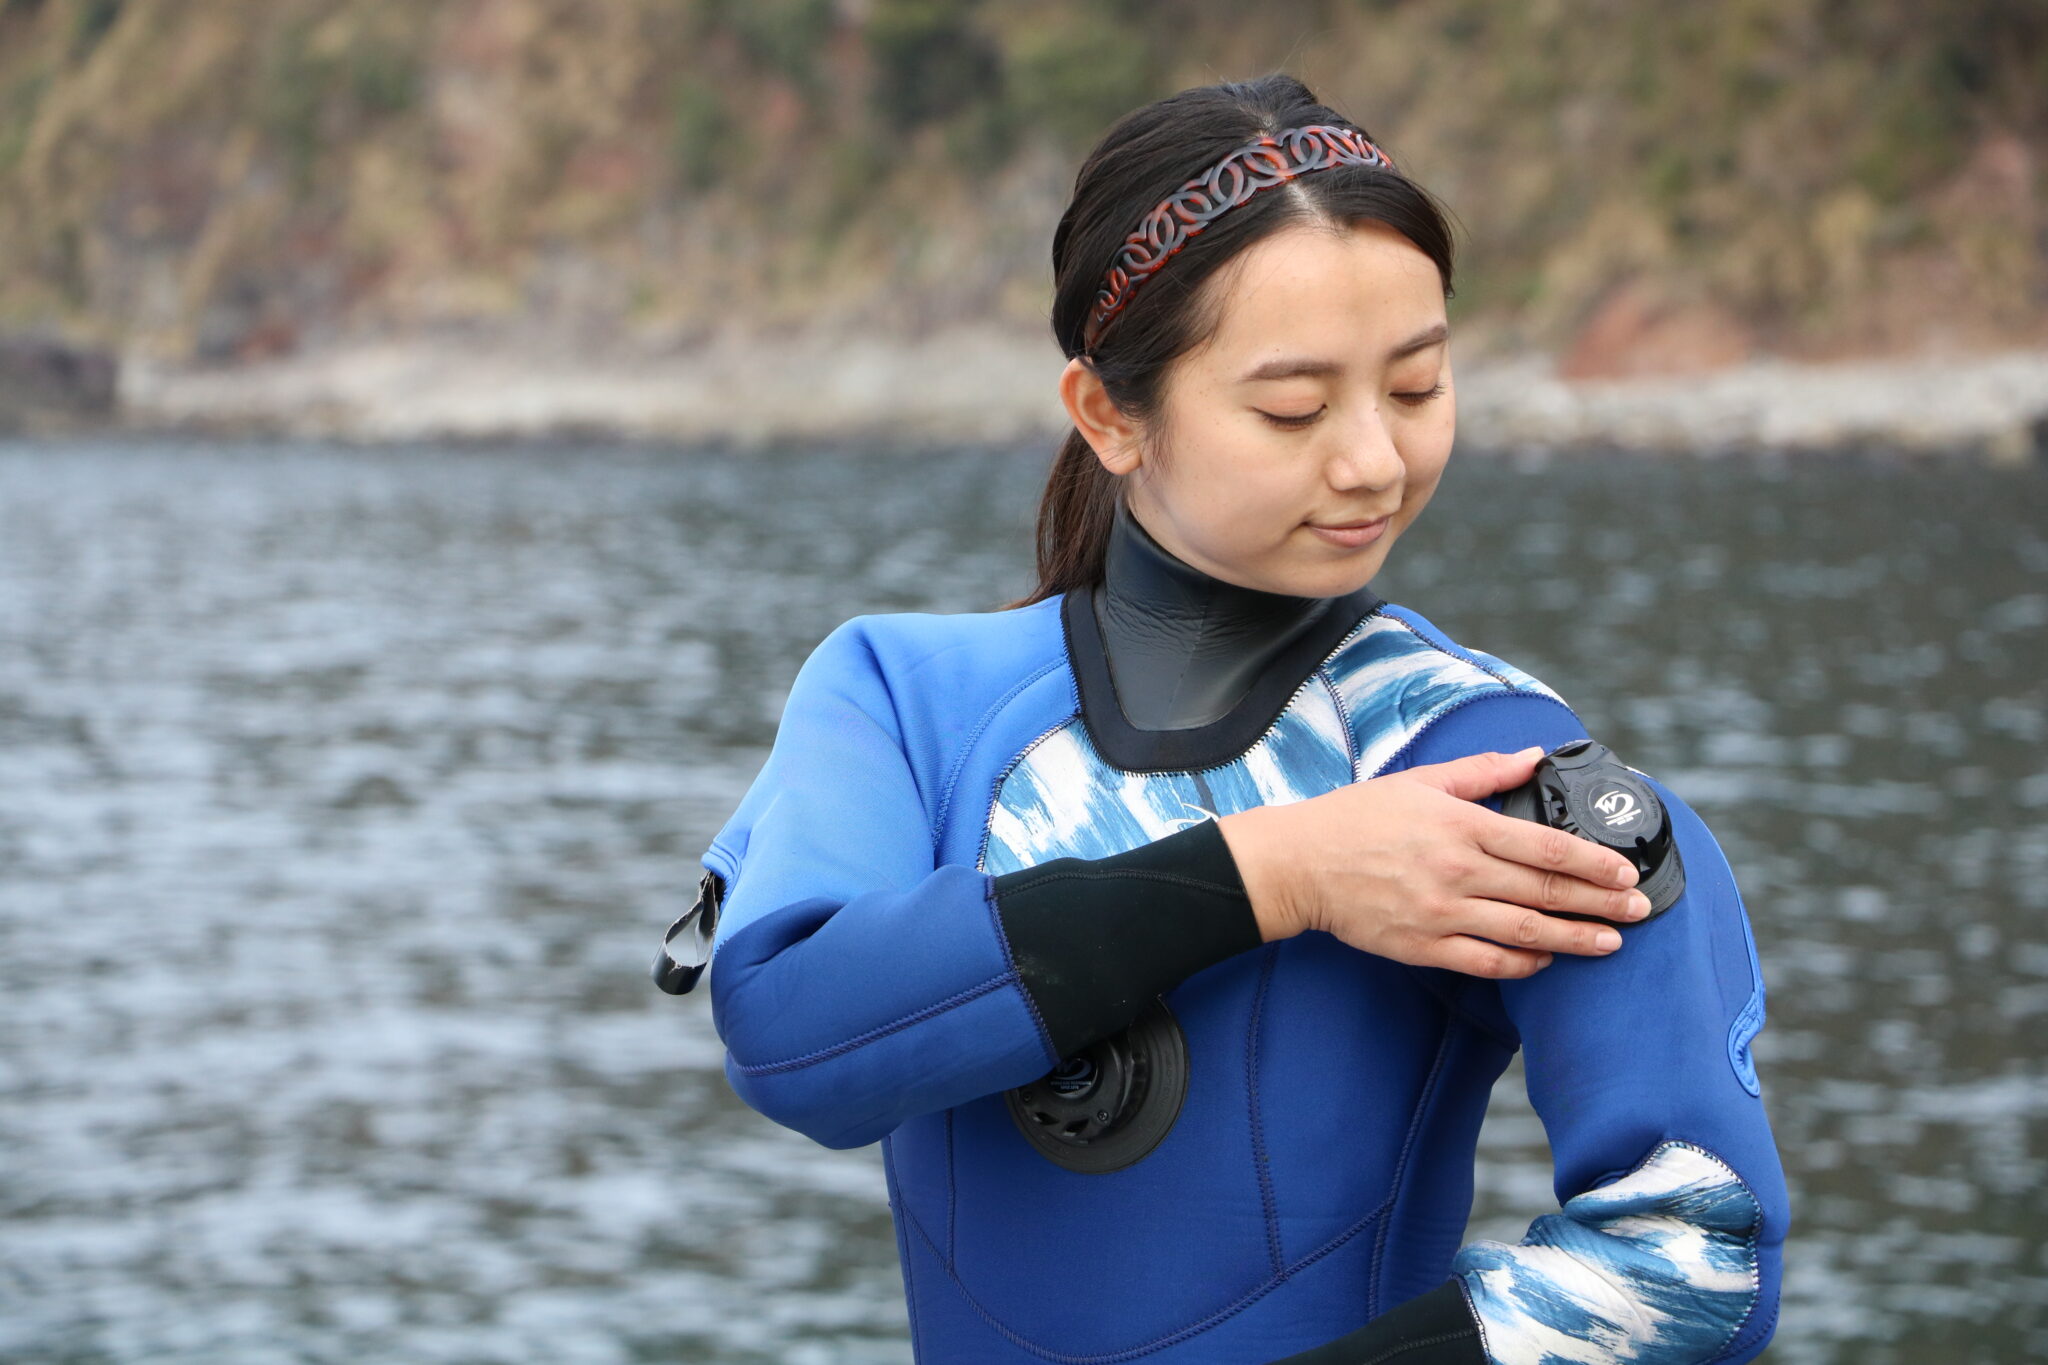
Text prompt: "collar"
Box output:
[[1062, 498, 1383, 772]]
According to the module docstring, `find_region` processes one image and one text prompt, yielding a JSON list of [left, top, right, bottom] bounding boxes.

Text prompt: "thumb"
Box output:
[[1402, 746, 1544, 800]]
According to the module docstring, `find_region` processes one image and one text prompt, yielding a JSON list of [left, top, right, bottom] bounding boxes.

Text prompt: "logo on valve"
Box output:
[[1591, 785, 1643, 830]]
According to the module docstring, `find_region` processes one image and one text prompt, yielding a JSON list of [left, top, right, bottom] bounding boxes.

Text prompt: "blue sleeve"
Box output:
[[703, 619, 1059, 1149], [1403, 692, 1789, 1364]]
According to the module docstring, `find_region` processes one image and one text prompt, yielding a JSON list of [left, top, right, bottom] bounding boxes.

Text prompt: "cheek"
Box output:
[[1396, 474, 1443, 534], [1397, 416, 1455, 514], [1192, 482, 1295, 561], [1182, 437, 1299, 523]]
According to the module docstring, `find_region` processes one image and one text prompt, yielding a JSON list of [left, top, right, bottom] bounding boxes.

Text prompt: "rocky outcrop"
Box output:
[[0, 335, 119, 432]]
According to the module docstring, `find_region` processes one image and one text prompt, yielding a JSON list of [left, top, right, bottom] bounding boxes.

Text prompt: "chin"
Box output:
[[1301, 536, 1394, 587], [1274, 551, 1385, 599]]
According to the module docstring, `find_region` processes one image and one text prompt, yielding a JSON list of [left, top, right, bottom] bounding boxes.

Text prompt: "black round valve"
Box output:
[[1005, 996, 1188, 1174], [1496, 738, 1686, 921]]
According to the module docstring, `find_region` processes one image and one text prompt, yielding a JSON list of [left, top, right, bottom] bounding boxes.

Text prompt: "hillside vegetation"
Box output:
[[1, 0, 2042, 375]]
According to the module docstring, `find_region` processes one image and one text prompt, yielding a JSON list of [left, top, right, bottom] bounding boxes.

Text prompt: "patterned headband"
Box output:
[[1080, 123, 1398, 356]]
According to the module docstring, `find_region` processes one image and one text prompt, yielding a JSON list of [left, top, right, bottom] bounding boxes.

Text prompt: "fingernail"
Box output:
[[1614, 863, 1639, 888], [1629, 891, 1652, 918], [1596, 929, 1622, 952], [1537, 953, 1554, 969], [1516, 746, 1542, 759]]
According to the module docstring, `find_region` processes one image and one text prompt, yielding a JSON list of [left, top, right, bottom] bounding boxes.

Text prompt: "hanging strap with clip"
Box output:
[[651, 865, 725, 995]]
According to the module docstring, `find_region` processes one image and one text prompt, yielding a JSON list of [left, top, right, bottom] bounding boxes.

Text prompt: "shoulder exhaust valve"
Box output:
[[1495, 739, 1686, 921], [651, 867, 724, 995]]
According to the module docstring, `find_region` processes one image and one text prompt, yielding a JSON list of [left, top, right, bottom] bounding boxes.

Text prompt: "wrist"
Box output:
[[1215, 806, 1305, 942], [991, 817, 1264, 1059]]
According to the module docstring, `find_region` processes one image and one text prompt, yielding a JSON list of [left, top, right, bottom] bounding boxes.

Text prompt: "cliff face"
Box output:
[[2, 0, 2043, 373]]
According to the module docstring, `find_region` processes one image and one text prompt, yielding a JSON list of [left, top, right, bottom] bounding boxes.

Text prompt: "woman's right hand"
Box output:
[[1213, 745, 1651, 979]]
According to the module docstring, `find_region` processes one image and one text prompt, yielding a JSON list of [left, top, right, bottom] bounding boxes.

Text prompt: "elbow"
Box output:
[[1455, 1139, 1783, 1365], [723, 1058, 896, 1149], [703, 896, 1053, 1150], [708, 958, 898, 1150]]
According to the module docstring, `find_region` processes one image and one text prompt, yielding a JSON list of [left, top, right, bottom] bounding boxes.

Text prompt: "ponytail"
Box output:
[[995, 428, 1122, 611]]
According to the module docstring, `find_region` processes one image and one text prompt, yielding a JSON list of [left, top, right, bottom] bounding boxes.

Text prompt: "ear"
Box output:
[[1059, 357, 1143, 477]]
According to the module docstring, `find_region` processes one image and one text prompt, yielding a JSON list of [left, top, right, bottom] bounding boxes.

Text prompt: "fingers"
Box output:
[[1472, 850, 1652, 925], [1399, 747, 1544, 802], [1471, 806, 1640, 894], [1460, 897, 1627, 957], [1428, 934, 1553, 980]]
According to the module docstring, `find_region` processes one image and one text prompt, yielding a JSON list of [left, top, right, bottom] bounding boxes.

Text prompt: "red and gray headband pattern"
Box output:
[[1082, 123, 1398, 355]]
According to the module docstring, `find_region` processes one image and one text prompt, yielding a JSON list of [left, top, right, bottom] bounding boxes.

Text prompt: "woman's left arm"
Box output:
[[1274, 692, 1790, 1365], [1473, 769, 1787, 1364]]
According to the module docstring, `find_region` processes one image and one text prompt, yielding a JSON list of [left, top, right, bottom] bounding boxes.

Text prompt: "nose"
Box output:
[[1325, 403, 1405, 493]]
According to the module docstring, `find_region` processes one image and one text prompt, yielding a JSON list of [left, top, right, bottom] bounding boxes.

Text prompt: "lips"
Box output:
[[1306, 516, 1392, 549], [1309, 515, 1392, 530]]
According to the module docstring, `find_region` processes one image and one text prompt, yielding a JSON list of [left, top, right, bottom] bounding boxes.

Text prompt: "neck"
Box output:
[[1090, 498, 1362, 731]]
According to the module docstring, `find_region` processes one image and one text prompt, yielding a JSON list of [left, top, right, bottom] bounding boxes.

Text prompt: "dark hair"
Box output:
[[996, 72, 1459, 612]]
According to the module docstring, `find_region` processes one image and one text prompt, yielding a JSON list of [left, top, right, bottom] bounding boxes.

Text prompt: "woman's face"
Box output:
[[1061, 217, 1455, 598]]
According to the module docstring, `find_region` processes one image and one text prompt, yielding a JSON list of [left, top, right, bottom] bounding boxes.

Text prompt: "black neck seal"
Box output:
[[1064, 497, 1383, 773]]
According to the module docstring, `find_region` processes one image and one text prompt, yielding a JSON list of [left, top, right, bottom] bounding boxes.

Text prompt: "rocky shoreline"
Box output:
[[0, 334, 118, 433], [21, 325, 2048, 461]]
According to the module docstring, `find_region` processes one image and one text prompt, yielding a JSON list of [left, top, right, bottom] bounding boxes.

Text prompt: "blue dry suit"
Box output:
[[682, 584, 1788, 1363]]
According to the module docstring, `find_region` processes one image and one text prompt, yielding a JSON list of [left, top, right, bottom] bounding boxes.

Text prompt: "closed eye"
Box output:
[[1258, 383, 1448, 430]]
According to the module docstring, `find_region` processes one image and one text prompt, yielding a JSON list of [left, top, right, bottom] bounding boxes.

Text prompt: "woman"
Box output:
[[658, 74, 1787, 1364]]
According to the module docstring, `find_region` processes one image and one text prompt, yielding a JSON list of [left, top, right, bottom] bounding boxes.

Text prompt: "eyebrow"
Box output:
[[1239, 321, 1449, 383]]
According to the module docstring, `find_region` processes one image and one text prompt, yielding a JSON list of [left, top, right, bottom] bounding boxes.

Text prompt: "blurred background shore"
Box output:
[[2, 0, 2044, 457]]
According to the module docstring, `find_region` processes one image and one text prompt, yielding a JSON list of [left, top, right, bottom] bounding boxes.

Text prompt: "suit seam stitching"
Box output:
[[945, 1107, 958, 1271], [1456, 1276, 1490, 1365], [898, 1191, 1393, 1363], [1648, 1138, 1768, 1362], [976, 710, 1084, 874], [885, 1139, 928, 1365], [1246, 944, 1285, 1277], [1318, 666, 1361, 771], [1382, 610, 1521, 689], [1369, 690, 1584, 780], [936, 650, 1065, 859], [1372, 1019, 1458, 1317], [728, 970, 1016, 1075], [984, 874, 1059, 1065]]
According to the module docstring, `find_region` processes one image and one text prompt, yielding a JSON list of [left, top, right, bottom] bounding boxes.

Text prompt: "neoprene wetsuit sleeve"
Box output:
[[1268, 690, 1788, 1365], [704, 618, 1262, 1150]]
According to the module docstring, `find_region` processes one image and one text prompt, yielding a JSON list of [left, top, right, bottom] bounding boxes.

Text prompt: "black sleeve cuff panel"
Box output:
[[1263, 1280, 1487, 1365], [990, 816, 1265, 1061]]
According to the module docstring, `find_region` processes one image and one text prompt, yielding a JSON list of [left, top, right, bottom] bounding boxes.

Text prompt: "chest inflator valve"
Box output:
[[1005, 996, 1189, 1174], [1494, 739, 1687, 921]]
